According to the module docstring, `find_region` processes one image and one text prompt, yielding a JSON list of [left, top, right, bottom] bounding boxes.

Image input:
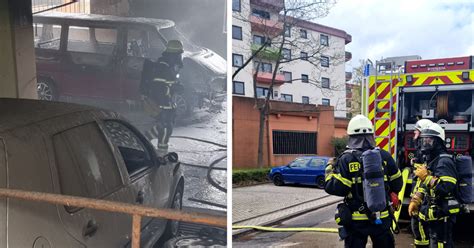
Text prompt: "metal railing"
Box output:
[[0, 188, 227, 248]]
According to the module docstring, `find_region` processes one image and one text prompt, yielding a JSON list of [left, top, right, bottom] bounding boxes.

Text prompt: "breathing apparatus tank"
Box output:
[[361, 148, 386, 224], [455, 155, 473, 204]]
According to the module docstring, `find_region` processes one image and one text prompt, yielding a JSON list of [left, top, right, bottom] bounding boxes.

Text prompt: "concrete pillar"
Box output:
[[0, 0, 37, 99]]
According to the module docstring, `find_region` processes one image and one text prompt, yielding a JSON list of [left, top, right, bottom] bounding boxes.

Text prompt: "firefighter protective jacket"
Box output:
[[325, 148, 403, 219]]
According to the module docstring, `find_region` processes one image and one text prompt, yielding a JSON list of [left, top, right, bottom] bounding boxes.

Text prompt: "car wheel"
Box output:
[[273, 174, 284, 186], [172, 93, 189, 119], [164, 186, 183, 239], [37, 78, 57, 101], [315, 176, 325, 189]]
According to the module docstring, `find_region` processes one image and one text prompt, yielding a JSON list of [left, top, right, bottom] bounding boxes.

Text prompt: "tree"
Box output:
[[232, 0, 345, 168], [347, 59, 367, 117]]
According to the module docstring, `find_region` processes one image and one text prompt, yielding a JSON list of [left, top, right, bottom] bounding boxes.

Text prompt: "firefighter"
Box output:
[[408, 123, 459, 248], [410, 119, 432, 247], [325, 115, 403, 248], [141, 40, 184, 153]]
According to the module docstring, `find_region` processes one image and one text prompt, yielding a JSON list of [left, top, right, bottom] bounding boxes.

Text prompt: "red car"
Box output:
[[33, 12, 226, 115]]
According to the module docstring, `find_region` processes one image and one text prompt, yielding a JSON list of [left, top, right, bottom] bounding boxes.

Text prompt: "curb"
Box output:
[[232, 196, 342, 237]]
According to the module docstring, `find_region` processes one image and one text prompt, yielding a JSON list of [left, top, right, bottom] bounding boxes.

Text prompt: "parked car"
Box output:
[[0, 98, 184, 247], [33, 12, 226, 117], [268, 156, 330, 188]]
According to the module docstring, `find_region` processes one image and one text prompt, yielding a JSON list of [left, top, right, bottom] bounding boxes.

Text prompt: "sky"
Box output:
[[317, 0, 474, 71]]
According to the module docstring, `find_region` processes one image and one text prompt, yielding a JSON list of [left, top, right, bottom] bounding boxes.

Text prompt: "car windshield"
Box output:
[[158, 26, 200, 53]]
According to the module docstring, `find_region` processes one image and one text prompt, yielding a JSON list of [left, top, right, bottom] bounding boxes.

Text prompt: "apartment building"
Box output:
[[232, 0, 352, 118]]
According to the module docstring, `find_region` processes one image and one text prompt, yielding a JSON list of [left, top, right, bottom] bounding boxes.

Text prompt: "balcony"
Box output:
[[251, 44, 281, 61], [345, 71, 352, 81], [250, 0, 285, 11], [345, 51, 352, 62], [255, 71, 286, 85], [250, 15, 283, 35]]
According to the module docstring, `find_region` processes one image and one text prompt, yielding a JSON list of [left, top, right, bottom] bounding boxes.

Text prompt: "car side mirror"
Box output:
[[164, 152, 179, 163]]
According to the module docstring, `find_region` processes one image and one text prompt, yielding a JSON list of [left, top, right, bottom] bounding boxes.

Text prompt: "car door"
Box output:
[[307, 158, 327, 184], [121, 26, 167, 101], [52, 122, 134, 247], [100, 120, 173, 233], [282, 157, 311, 183], [62, 24, 122, 100]]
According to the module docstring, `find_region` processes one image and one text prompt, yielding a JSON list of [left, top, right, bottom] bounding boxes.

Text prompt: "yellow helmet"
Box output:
[[165, 40, 184, 53]]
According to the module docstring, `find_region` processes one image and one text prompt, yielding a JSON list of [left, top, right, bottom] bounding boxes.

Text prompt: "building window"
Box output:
[[282, 71, 292, 83], [346, 101, 352, 108], [252, 9, 270, 19], [301, 74, 309, 83], [232, 53, 243, 67], [284, 25, 291, 37], [256, 87, 270, 98], [346, 86, 352, 94], [253, 35, 269, 46], [322, 77, 330, 88], [302, 96, 310, 104], [273, 130, 317, 155], [321, 56, 329, 67], [300, 29, 307, 39], [322, 98, 330, 106], [282, 48, 291, 60], [232, 25, 242, 40], [281, 94, 293, 102], [300, 52, 308, 61], [347, 112, 353, 119], [320, 34, 329, 46], [232, 0, 241, 12], [233, 81, 245, 95], [255, 62, 272, 73]]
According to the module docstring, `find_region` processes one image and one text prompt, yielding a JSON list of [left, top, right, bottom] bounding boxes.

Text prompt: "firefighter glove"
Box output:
[[325, 163, 334, 177], [408, 192, 423, 217], [414, 165, 429, 181], [390, 192, 400, 210]]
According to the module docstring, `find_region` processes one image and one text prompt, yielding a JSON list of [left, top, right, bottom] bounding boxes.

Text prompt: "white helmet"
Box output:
[[347, 115, 374, 135], [415, 119, 433, 131], [420, 123, 445, 141]]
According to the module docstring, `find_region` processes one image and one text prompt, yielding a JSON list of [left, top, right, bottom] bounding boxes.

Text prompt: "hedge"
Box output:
[[232, 168, 271, 185]]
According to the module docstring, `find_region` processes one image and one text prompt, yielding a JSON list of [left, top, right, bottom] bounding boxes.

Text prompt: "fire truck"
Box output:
[[361, 55, 474, 213]]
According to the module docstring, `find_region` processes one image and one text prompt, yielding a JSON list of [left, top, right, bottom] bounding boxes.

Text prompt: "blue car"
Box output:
[[268, 156, 330, 188]]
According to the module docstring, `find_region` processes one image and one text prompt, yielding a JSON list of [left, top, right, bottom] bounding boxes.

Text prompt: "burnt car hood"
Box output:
[[183, 49, 226, 77]]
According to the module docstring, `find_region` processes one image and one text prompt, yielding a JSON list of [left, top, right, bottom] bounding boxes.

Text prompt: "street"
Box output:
[[233, 184, 474, 247]]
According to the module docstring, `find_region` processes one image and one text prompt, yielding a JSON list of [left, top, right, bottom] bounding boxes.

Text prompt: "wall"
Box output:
[[233, 96, 347, 169]]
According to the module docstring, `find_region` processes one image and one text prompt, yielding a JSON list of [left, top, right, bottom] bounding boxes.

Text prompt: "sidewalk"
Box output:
[[232, 183, 342, 235]]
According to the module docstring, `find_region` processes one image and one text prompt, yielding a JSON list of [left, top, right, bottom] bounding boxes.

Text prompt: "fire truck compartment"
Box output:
[[400, 84, 474, 130]]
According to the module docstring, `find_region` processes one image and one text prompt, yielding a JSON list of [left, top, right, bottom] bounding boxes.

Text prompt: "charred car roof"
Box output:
[[33, 12, 175, 29], [0, 98, 120, 133]]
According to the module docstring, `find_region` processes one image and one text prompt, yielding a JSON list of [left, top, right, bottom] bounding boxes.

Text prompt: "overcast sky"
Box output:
[[317, 0, 474, 71]]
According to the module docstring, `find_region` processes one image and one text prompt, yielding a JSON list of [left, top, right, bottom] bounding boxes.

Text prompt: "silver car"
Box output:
[[0, 98, 184, 247]]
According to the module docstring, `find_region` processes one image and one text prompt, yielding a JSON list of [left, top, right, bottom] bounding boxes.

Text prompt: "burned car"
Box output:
[[0, 98, 184, 247], [33, 12, 226, 117]]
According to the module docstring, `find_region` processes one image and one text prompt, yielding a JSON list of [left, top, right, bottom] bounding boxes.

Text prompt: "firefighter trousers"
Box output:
[[427, 216, 455, 248], [411, 216, 430, 247], [145, 108, 176, 149], [344, 218, 394, 248]]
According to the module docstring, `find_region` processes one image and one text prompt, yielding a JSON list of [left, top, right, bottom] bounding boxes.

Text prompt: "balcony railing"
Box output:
[[250, 0, 285, 11], [250, 15, 283, 35], [251, 44, 281, 61], [345, 51, 352, 62], [254, 71, 286, 85], [345, 71, 352, 81]]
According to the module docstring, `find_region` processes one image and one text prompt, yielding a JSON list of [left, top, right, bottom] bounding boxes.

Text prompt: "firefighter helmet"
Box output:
[[420, 123, 445, 141], [165, 40, 184, 53], [347, 115, 374, 135], [415, 119, 433, 131]]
